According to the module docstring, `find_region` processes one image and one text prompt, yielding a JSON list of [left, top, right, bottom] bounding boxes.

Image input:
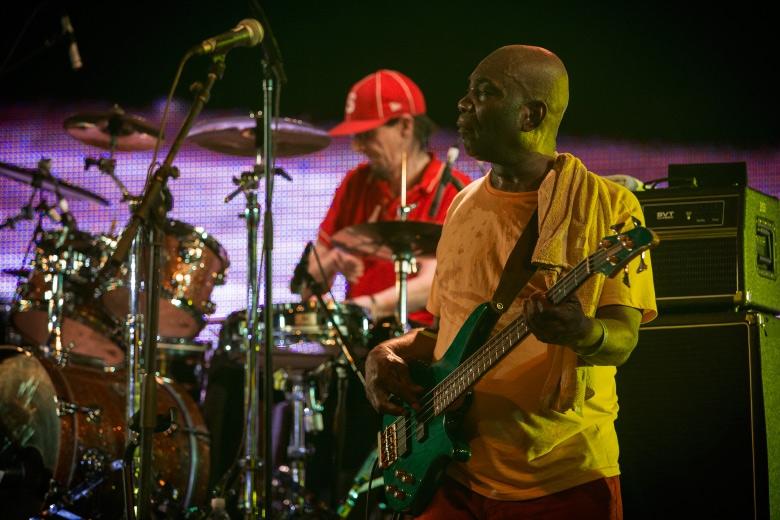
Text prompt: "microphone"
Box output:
[[289, 241, 314, 294], [188, 19, 264, 56], [428, 145, 460, 217], [59, 9, 82, 70]]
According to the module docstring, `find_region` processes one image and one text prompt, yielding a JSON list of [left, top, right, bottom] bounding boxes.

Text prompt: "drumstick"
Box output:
[[401, 151, 407, 210]]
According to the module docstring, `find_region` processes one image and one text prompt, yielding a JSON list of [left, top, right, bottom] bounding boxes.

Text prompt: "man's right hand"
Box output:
[[333, 249, 365, 284], [364, 329, 435, 415]]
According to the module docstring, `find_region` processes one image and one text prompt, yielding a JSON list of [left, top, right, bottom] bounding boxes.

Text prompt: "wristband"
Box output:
[[419, 328, 438, 340]]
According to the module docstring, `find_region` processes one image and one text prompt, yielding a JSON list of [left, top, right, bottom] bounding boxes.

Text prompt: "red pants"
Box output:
[[414, 476, 622, 520]]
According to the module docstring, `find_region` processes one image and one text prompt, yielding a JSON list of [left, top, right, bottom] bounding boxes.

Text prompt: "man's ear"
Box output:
[[522, 101, 548, 130], [399, 113, 415, 137]]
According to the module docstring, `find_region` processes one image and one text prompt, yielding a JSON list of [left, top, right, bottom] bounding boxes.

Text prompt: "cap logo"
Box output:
[[345, 92, 357, 116], [388, 101, 403, 112]]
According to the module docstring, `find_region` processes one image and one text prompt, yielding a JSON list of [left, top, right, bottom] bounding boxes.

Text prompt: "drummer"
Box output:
[[294, 69, 471, 328]]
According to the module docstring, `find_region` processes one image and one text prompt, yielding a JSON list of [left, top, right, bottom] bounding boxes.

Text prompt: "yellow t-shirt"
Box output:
[[427, 169, 657, 500]]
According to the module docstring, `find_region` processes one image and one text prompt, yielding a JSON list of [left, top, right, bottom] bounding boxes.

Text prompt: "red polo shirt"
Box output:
[[318, 153, 472, 326]]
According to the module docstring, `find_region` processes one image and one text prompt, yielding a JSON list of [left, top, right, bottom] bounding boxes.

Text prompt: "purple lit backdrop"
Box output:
[[1, 99, 779, 349]]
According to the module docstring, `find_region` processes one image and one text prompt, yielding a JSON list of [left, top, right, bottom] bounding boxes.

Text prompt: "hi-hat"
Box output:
[[332, 221, 442, 262], [187, 114, 331, 158], [0, 161, 109, 205], [64, 107, 163, 151]]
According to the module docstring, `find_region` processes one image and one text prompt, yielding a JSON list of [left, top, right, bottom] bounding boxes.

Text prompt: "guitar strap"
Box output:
[[489, 207, 539, 315]]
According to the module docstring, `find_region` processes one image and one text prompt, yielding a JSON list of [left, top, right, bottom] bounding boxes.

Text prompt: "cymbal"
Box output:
[[0, 161, 109, 205], [0, 347, 61, 474], [187, 115, 331, 158], [63, 107, 163, 151], [332, 221, 442, 261]]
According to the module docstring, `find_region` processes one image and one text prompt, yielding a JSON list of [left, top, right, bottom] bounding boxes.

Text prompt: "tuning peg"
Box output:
[[636, 251, 648, 274], [610, 222, 626, 234]]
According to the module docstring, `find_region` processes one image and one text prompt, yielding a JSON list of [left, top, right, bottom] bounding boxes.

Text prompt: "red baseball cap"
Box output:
[[328, 69, 427, 136]]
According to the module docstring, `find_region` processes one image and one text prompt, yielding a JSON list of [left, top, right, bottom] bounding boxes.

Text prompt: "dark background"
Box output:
[[1, 0, 778, 147]]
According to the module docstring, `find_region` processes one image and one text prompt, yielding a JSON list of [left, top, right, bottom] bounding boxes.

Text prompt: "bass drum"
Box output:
[[0, 346, 210, 519], [100, 219, 230, 340]]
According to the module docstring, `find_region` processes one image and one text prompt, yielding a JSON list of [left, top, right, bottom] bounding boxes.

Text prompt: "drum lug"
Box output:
[[38, 342, 76, 367], [55, 398, 104, 424], [179, 239, 203, 263]]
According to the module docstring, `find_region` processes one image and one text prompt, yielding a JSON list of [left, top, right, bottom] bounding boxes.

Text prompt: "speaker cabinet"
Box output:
[[615, 312, 780, 519], [636, 186, 780, 315]]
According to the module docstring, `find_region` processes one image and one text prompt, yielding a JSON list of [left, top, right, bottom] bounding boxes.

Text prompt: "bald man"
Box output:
[[364, 45, 657, 519]]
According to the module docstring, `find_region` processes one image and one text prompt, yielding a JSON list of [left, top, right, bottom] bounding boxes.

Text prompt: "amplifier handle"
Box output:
[[756, 221, 775, 273]]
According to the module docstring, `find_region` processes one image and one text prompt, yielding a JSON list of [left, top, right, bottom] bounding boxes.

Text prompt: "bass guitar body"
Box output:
[[378, 304, 499, 515]]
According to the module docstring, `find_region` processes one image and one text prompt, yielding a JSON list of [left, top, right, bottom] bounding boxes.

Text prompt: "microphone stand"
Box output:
[[239, 63, 284, 520], [107, 53, 227, 520], [260, 67, 277, 520]]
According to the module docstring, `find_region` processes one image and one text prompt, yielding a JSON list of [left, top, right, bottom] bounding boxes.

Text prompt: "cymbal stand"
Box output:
[[42, 263, 70, 364], [229, 157, 262, 519], [0, 188, 38, 231], [392, 249, 415, 333], [84, 119, 139, 204], [393, 190, 417, 332], [280, 370, 314, 513], [32, 161, 78, 363]]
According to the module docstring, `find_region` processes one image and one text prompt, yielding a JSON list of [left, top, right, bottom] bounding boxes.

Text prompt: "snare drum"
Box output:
[[11, 229, 125, 366], [217, 302, 371, 369], [0, 346, 210, 518], [100, 219, 230, 340]]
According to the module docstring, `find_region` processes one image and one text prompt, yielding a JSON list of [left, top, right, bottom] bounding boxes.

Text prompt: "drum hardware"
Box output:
[[331, 220, 442, 334], [155, 337, 210, 405], [279, 371, 318, 496], [100, 218, 230, 340], [191, 104, 333, 516], [99, 54, 226, 520], [2, 268, 32, 278], [56, 398, 104, 424], [0, 160, 110, 206], [11, 228, 127, 367], [68, 105, 160, 204], [85, 155, 138, 203], [0, 346, 210, 519], [224, 164, 291, 204]]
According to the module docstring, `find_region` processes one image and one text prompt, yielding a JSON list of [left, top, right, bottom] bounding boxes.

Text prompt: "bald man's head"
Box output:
[[482, 45, 569, 127]]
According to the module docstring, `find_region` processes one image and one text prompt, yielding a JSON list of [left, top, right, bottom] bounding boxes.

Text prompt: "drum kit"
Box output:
[[0, 106, 442, 519]]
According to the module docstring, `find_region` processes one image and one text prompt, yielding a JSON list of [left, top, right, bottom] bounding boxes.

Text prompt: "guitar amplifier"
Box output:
[[636, 185, 780, 314], [616, 311, 780, 519]]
